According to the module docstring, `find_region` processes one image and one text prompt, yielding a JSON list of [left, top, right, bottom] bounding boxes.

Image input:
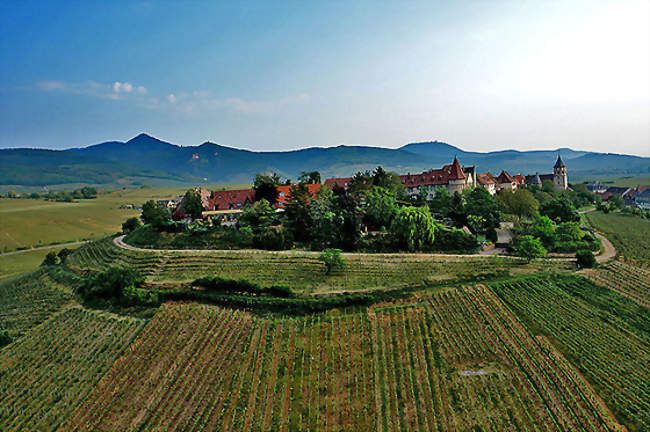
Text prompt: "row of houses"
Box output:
[[171, 156, 571, 221], [325, 156, 569, 198], [596, 184, 650, 210]]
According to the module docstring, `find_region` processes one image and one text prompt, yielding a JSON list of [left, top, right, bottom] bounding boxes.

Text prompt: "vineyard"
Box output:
[[62, 289, 622, 432], [64, 237, 573, 294], [0, 306, 144, 431], [582, 260, 650, 308], [0, 268, 74, 339], [490, 274, 650, 431], [584, 211, 650, 268]]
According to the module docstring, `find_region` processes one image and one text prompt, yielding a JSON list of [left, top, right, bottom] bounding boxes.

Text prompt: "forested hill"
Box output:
[[1, 133, 648, 187]]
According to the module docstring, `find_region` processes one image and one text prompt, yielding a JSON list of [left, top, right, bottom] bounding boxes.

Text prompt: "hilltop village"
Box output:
[[172, 156, 570, 221]]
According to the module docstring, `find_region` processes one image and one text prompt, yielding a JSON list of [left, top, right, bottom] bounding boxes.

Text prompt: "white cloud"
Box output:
[[167, 93, 176, 103], [36, 80, 66, 90]]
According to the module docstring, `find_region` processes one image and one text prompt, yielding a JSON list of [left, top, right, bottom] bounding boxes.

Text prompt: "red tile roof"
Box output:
[[477, 173, 496, 185], [513, 174, 526, 184], [275, 184, 322, 208], [399, 161, 466, 188], [209, 188, 255, 210], [323, 177, 352, 190], [497, 170, 514, 184]]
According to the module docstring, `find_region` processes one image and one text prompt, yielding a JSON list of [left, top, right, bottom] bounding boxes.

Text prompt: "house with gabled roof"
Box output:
[[399, 157, 475, 199]]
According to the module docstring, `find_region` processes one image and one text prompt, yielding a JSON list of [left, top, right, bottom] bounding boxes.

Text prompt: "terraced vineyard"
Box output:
[[491, 274, 650, 431], [0, 307, 145, 431], [66, 237, 573, 294], [66, 237, 162, 276], [0, 268, 74, 339], [64, 288, 621, 432], [582, 260, 650, 308]]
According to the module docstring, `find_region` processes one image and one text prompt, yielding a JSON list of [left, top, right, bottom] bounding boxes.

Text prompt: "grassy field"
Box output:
[[0, 184, 247, 253], [584, 211, 650, 267], [581, 260, 650, 308], [0, 245, 73, 281]]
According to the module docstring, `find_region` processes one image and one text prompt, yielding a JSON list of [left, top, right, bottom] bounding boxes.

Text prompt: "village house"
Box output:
[[476, 173, 497, 195], [399, 157, 476, 199]]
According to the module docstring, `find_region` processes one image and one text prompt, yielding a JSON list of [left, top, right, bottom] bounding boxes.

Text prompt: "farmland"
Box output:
[[0, 230, 647, 431], [67, 236, 572, 294], [491, 274, 650, 431], [583, 210, 650, 268], [0, 307, 145, 431], [581, 260, 650, 308], [63, 289, 622, 432]]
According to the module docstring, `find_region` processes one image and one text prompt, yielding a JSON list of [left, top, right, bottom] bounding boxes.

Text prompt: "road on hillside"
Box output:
[[0, 241, 89, 257]]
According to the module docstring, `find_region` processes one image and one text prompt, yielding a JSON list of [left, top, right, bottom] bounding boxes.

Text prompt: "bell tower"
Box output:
[[553, 155, 568, 190]]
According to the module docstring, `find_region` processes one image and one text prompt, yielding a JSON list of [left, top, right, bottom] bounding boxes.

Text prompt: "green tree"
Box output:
[[576, 249, 596, 268], [141, 200, 171, 228], [122, 217, 142, 233], [57, 248, 72, 263], [348, 171, 372, 196], [239, 199, 278, 233], [298, 171, 321, 184], [308, 189, 340, 250], [609, 194, 624, 210], [364, 187, 398, 230], [318, 248, 345, 275], [283, 183, 313, 243], [183, 189, 204, 219], [530, 216, 556, 249], [390, 206, 436, 252], [496, 189, 539, 219], [464, 187, 501, 241], [556, 222, 584, 242], [540, 197, 579, 223], [429, 187, 453, 219], [515, 235, 547, 262], [253, 173, 280, 205], [372, 166, 406, 197], [41, 251, 59, 266], [42, 251, 59, 266]]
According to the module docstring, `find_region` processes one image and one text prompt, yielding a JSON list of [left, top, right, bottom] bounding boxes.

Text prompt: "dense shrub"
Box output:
[[0, 330, 12, 348], [191, 276, 295, 298], [318, 248, 345, 274], [434, 227, 478, 253], [253, 226, 293, 250], [78, 266, 144, 299], [122, 217, 141, 233], [41, 251, 58, 266], [576, 249, 596, 268]]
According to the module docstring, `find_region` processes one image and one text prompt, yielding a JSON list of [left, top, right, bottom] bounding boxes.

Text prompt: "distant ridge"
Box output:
[[1, 134, 648, 187]]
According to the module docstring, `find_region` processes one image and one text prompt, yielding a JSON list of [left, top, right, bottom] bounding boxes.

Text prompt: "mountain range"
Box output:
[[1, 133, 648, 188]]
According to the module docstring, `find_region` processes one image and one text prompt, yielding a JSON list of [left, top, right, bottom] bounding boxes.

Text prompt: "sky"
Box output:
[[1, 0, 648, 156]]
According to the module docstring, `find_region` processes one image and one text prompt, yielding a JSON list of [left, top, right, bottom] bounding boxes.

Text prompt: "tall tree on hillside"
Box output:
[[283, 183, 313, 243], [182, 189, 203, 220], [254, 173, 280, 205], [141, 200, 171, 228], [390, 206, 436, 252]]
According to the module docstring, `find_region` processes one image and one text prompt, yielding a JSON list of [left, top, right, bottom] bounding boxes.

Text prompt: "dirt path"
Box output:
[[0, 240, 89, 257], [594, 233, 616, 263]]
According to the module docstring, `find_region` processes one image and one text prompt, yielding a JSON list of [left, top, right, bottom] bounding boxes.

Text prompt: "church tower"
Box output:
[[553, 155, 568, 190]]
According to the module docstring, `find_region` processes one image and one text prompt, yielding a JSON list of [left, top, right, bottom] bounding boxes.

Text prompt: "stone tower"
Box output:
[[447, 157, 467, 195], [553, 155, 568, 190]]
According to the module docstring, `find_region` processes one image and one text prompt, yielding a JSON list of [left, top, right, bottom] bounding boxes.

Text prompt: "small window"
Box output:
[[280, 192, 285, 197], [237, 203, 241, 207]]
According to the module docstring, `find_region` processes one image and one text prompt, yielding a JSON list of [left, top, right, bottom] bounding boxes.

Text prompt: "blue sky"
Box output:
[[1, 0, 648, 155]]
